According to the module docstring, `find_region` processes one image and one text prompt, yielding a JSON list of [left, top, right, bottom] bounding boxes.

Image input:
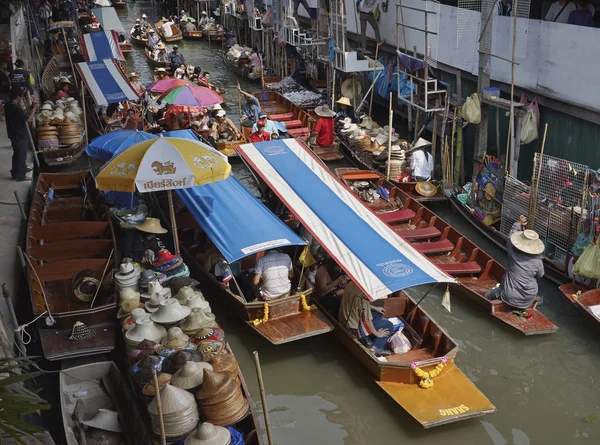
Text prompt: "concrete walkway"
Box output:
[[0, 123, 33, 356]]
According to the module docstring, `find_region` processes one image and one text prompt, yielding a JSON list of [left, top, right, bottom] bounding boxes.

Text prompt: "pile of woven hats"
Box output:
[[148, 384, 199, 438], [153, 249, 188, 279], [195, 369, 249, 426]]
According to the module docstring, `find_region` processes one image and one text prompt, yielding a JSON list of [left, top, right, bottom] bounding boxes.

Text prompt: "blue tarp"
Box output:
[[177, 177, 306, 263], [82, 31, 123, 61], [76, 59, 139, 106]]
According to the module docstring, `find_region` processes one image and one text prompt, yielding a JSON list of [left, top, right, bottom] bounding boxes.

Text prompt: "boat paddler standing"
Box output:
[[485, 215, 545, 311]]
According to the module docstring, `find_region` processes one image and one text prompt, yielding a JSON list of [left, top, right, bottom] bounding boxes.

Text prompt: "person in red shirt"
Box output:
[[250, 119, 271, 142], [310, 104, 335, 148]]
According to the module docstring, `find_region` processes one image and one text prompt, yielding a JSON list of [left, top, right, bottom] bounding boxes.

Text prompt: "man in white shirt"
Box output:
[[253, 250, 294, 300], [545, 0, 576, 22], [410, 138, 434, 181], [161, 18, 174, 37]]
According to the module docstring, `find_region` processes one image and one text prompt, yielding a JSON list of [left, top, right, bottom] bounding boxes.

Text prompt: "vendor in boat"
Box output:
[[410, 137, 434, 181], [485, 215, 545, 311], [140, 14, 149, 29], [339, 281, 392, 356], [168, 45, 185, 72], [184, 18, 197, 32], [248, 47, 262, 70], [253, 249, 293, 300], [199, 11, 209, 26], [54, 79, 71, 100], [161, 17, 175, 38], [238, 85, 264, 128], [129, 73, 146, 97], [310, 104, 335, 148], [122, 217, 169, 263], [210, 109, 243, 142], [225, 31, 237, 48], [250, 119, 271, 142], [147, 29, 160, 50], [122, 108, 140, 130], [335, 96, 358, 123], [315, 257, 348, 317], [199, 72, 224, 94]]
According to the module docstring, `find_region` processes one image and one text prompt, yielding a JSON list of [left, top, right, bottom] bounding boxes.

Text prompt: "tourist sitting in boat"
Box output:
[[315, 257, 348, 317], [225, 31, 237, 48], [54, 79, 71, 100], [122, 108, 139, 130], [175, 64, 186, 79], [252, 111, 280, 136], [140, 13, 149, 29], [190, 66, 202, 83], [131, 23, 144, 39], [147, 29, 160, 50], [184, 19, 197, 32], [238, 85, 264, 128], [168, 45, 185, 71], [129, 72, 146, 97], [161, 17, 175, 37], [485, 216, 545, 312], [154, 67, 169, 81], [100, 103, 124, 132], [335, 96, 358, 123], [253, 249, 293, 300], [339, 281, 392, 356], [198, 72, 224, 94], [310, 104, 335, 148], [155, 45, 170, 64], [410, 137, 434, 181], [210, 109, 243, 142], [199, 11, 209, 26], [250, 119, 271, 142]]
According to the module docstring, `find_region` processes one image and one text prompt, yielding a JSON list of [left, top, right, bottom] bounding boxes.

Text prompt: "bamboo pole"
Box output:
[[506, 0, 518, 176], [368, 44, 380, 117], [253, 351, 274, 445], [152, 370, 167, 445], [529, 123, 548, 227], [431, 99, 440, 165], [81, 85, 88, 146], [449, 115, 456, 188], [456, 117, 463, 185], [386, 92, 393, 180], [90, 249, 114, 309], [62, 28, 78, 89], [167, 190, 180, 254]]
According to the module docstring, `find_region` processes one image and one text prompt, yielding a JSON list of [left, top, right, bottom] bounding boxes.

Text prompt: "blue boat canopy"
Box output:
[[177, 177, 306, 263]]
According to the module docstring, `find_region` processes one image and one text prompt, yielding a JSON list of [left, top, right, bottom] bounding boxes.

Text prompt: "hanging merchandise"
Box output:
[[572, 242, 600, 279], [571, 231, 593, 259], [520, 93, 540, 128], [520, 109, 538, 144], [461, 93, 481, 124]]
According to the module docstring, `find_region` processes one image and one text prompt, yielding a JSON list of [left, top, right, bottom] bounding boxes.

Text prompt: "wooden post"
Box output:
[[529, 124, 548, 227], [506, 0, 519, 176], [90, 249, 114, 309], [152, 370, 167, 445], [431, 99, 439, 165], [368, 44, 380, 117], [81, 85, 88, 146], [62, 28, 78, 89], [253, 351, 274, 445], [386, 92, 393, 180], [412, 46, 418, 142], [167, 190, 180, 254]]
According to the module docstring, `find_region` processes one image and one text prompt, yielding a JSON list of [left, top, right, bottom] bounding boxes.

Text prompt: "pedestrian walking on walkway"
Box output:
[[6, 87, 36, 181]]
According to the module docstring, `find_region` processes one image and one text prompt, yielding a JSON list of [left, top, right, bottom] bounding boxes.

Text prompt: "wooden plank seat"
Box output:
[[394, 226, 441, 240], [283, 120, 303, 129], [287, 128, 310, 137], [269, 112, 294, 121], [263, 106, 288, 114], [413, 240, 455, 254], [378, 209, 416, 224], [438, 262, 482, 275]]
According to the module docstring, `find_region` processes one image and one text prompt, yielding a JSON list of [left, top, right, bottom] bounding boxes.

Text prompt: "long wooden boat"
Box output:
[[26, 172, 117, 360], [155, 21, 183, 42], [129, 30, 148, 46], [119, 41, 133, 53], [60, 362, 152, 445], [335, 168, 558, 335], [113, 0, 127, 8], [215, 138, 244, 158], [254, 91, 345, 162], [153, 195, 335, 345], [448, 192, 570, 285], [38, 134, 87, 168], [558, 283, 600, 326], [202, 28, 225, 41], [145, 47, 170, 68], [314, 291, 495, 427], [222, 50, 253, 80], [182, 29, 203, 39]]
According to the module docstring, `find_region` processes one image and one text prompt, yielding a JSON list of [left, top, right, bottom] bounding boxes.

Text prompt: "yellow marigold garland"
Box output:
[[572, 290, 582, 299], [411, 357, 448, 389], [253, 303, 269, 326], [300, 294, 317, 311]]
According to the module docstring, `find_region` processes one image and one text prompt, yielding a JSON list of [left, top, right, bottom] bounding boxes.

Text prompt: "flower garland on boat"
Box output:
[[300, 295, 316, 311], [253, 303, 269, 326], [411, 357, 448, 389]]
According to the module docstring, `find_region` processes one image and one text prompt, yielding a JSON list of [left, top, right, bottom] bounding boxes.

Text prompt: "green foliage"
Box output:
[[0, 357, 51, 445]]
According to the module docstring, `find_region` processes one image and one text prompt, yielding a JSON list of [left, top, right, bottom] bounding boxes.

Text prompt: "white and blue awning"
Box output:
[[81, 31, 124, 61], [90, 7, 125, 32], [76, 59, 138, 106], [237, 139, 454, 300]]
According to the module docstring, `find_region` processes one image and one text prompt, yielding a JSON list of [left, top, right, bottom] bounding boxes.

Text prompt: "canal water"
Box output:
[[115, 5, 600, 443]]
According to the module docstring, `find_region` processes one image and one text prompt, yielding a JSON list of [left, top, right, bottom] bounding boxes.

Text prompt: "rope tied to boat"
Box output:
[[411, 357, 448, 389], [252, 303, 269, 326], [300, 295, 316, 312]]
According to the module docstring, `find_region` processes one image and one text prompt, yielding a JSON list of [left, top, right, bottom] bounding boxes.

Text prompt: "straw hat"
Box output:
[[150, 299, 191, 325], [510, 229, 544, 255], [148, 384, 199, 438], [186, 295, 211, 312], [166, 326, 189, 342], [191, 327, 224, 344], [176, 286, 202, 303], [212, 104, 223, 111], [142, 280, 164, 300], [137, 217, 168, 234], [185, 423, 231, 445], [40, 103, 53, 111], [196, 340, 225, 361], [115, 262, 138, 280], [336, 96, 352, 107], [129, 72, 138, 79], [123, 307, 148, 332], [169, 277, 200, 295], [359, 116, 376, 129], [117, 299, 144, 319], [171, 361, 214, 390], [314, 104, 335, 117], [156, 67, 166, 73], [162, 335, 190, 350], [125, 317, 167, 344], [120, 287, 141, 304], [180, 308, 217, 335], [415, 182, 437, 197], [162, 326, 190, 349], [341, 77, 362, 98], [142, 372, 172, 396], [195, 370, 238, 405], [145, 292, 167, 313], [210, 354, 239, 379], [81, 409, 122, 433]]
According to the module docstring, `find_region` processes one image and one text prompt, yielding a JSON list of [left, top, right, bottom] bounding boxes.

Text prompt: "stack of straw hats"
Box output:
[[142, 281, 165, 301], [150, 299, 191, 326], [148, 384, 199, 438], [125, 316, 167, 348], [171, 361, 214, 391], [59, 120, 82, 146], [185, 423, 231, 445], [115, 263, 141, 292], [195, 340, 225, 362], [195, 369, 249, 426], [161, 326, 191, 351], [38, 124, 60, 149], [179, 308, 217, 335], [142, 372, 172, 396], [210, 354, 240, 384], [139, 269, 159, 293]]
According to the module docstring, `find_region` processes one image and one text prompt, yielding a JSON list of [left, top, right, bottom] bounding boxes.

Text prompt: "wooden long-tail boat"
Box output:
[[26, 171, 117, 360], [155, 21, 183, 42], [336, 168, 558, 335], [119, 40, 133, 53], [558, 283, 600, 326], [113, 0, 127, 8], [254, 90, 345, 162], [145, 47, 170, 68], [222, 50, 254, 80], [129, 29, 148, 46], [202, 28, 225, 41], [182, 28, 203, 39]]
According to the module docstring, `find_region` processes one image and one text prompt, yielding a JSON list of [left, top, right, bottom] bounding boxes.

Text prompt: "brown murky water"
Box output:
[[117, 5, 600, 443]]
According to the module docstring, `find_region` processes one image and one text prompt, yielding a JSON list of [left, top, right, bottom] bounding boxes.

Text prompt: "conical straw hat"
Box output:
[[148, 384, 196, 416], [199, 388, 248, 426], [195, 370, 239, 405], [185, 422, 231, 445], [142, 372, 172, 396], [180, 308, 217, 335], [81, 409, 123, 433], [210, 354, 239, 378], [171, 361, 214, 390], [150, 299, 191, 325], [125, 317, 167, 344]]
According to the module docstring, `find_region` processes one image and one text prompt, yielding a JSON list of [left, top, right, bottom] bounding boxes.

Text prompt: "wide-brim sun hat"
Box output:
[[150, 299, 192, 325], [415, 181, 437, 197], [179, 308, 217, 335], [171, 361, 214, 390], [510, 229, 545, 255], [186, 295, 210, 312], [336, 96, 352, 107], [314, 104, 335, 117], [137, 217, 168, 234], [117, 299, 144, 319], [125, 316, 167, 344], [212, 104, 223, 111], [184, 422, 231, 445], [120, 287, 141, 304], [341, 77, 362, 99]]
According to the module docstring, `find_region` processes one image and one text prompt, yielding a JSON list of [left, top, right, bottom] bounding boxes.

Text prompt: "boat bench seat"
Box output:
[[379, 209, 416, 224], [413, 240, 455, 254], [270, 112, 294, 121], [395, 226, 441, 239], [438, 262, 482, 275], [283, 120, 303, 129], [263, 106, 288, 114], [287, 128, 310, 137]]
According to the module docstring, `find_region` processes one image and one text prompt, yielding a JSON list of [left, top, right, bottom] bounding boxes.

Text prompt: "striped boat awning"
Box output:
[[237, 139, 454, 301], [81, 31, 124, 61], [90, 7, 125, 32], [76, 59, 139, 106]]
